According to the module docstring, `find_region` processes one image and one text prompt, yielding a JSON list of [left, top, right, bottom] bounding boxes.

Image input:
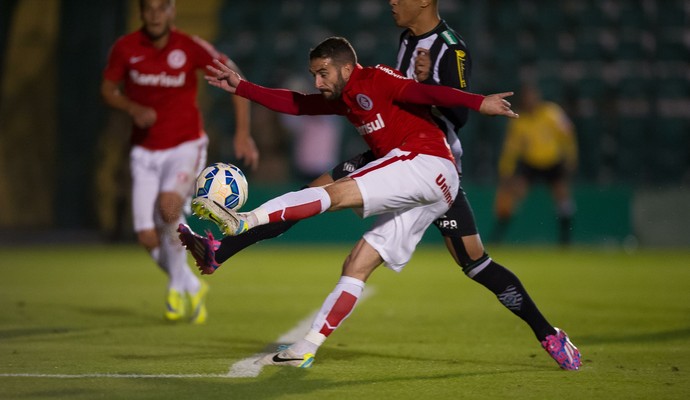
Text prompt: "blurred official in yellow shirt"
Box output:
[[492, 83, 578, 245]]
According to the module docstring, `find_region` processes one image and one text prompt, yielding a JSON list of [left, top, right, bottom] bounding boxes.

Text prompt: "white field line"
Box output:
[[0, 373, 227, 379], [227, 286, 376, 378], [0, 286, 376, 380]]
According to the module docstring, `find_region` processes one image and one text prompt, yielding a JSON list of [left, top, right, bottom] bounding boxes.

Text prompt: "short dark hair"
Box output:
[[139, 0, 175, 11], [309, 37, 357, 67]]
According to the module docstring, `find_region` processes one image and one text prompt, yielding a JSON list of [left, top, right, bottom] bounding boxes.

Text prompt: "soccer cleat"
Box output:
[[164, 288, 187, 321], [187, 280, 209, 325], [541, 327, 582, 370], [255, 348, 315, 368], [177, 223, 221, 275], [191, 197, 249, 237]]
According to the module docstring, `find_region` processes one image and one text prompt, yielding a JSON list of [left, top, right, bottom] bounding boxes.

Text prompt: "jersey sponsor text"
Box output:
[[129, 70, 186, 87], [355, 113, 385, 136], [375, 64, 408, 80], [455, 50, 467, 88], [435, 173, 454, 206]]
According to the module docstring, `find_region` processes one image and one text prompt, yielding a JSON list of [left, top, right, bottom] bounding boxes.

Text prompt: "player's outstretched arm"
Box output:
[[398, 82, 518, 119], [206, 59, 243, 93]]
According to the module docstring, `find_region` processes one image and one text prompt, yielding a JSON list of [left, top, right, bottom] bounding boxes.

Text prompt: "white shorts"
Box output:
[[350, 149, 459, 272], [129, 135, 208, 232]]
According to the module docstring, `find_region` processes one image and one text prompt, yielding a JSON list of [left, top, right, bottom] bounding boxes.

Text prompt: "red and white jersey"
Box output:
[[235, 64, 482, 162], [103, 29, 228, 150], [339, 64, 453, 161]]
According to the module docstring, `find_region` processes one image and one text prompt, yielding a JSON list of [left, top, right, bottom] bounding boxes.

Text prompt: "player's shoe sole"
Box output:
[[164, 288, 186, 322], [191, 197, 248, 237], [177, 223, 221, 275], [187, 280, 209, 325], [255, 349, 315, 368], [541, 327, 582, 370]]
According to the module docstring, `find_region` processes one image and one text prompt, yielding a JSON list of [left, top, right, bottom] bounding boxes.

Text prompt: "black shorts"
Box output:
[[332, 151, 479, 239], [433, 186, 479, 238], [516, 161, 567, 185]]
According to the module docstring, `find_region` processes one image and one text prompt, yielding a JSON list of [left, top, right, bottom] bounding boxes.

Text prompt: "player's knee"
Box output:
[[557, 199, 576, 217], [461, 252, 491, 276], [159, 208, 182, 223], [494, 190, 514, 218], [324, 179, 360, 210], [158, 193, 183, 223], [137, 229, 159, 251], [449, 235, 486, 271], [462, 235, 485, 263]]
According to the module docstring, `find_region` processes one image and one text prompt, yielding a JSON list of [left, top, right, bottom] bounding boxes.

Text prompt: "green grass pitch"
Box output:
[[1, 243, 689, 399]]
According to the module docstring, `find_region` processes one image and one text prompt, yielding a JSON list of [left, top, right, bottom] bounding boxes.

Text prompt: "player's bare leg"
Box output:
[[491, 176, 528, 243], [193, 178, 361, 237], [181, 160, 365, 274]]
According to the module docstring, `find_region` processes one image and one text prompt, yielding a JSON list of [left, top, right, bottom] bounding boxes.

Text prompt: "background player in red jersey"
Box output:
[[100, 0, 258, 324], [196, 36, 526, 368]]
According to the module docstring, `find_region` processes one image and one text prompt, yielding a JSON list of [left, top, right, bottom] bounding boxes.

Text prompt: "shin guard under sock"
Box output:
[[312, 276, 364, 337], [290, 276, 364, 356]]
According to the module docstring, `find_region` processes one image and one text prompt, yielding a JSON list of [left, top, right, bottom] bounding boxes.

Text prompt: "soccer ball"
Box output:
[[194, 162, 248, 210]]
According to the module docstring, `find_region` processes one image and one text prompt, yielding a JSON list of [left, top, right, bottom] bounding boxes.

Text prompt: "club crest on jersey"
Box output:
[[355, 113, 385, 136], [356, 94, 373, 110], [167, 49, 187, 69]]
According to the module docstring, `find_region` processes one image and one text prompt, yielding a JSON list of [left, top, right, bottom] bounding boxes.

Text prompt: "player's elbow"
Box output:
[[100, 80, 118, 105]]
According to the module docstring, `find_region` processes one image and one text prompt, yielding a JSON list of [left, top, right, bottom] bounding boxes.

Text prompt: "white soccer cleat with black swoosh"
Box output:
[[255, 348, 315, 368]]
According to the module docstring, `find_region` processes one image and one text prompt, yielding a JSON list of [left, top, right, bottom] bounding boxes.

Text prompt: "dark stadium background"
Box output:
[[0, 0, 688, 246]]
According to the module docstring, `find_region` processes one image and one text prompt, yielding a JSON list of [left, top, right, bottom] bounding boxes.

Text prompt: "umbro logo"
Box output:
[[343, 162, 356, 173]]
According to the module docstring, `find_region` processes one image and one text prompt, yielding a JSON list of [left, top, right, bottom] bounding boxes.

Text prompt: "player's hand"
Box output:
[[206, 59, 242, 93], [414, 48, 431, 82], [479, 92, 519, 118], [234, 134, 260, 171], [128, 103, 157, 128]]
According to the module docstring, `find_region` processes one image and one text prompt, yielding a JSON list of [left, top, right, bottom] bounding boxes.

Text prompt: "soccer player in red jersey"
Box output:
[[100, 0, 258, 324], [195, 36, 520, 367], [179, 0, 581, 370]]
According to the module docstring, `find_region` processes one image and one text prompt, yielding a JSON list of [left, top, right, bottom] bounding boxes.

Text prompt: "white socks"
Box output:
[[248, 187, 331, 228], [159, 220, 199, 294], [290, 276, 365, 356]]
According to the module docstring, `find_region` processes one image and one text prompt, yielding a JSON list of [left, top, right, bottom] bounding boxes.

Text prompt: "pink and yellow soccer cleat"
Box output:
[[541, 327, 582, 370], [178, 223, 221, 275]]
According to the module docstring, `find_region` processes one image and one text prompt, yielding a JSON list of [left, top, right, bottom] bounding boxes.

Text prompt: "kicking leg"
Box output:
[[181, 153, 376, 273], [214, 170, 338, 264]]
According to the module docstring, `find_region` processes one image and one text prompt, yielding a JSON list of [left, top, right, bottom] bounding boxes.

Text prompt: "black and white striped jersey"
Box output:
[[396, 20, 472, 166]]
